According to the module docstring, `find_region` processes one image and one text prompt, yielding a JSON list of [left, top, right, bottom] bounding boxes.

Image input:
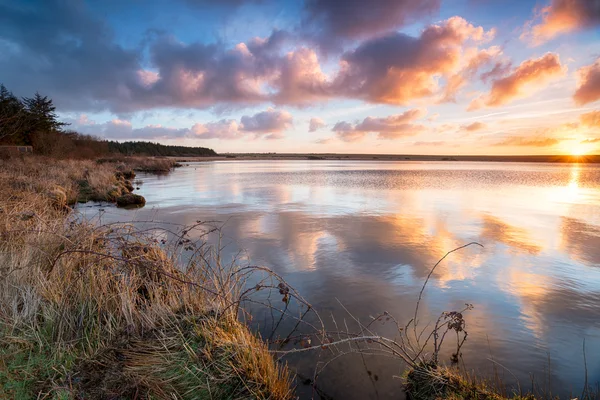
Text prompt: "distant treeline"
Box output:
[[108, 141, 217, 157], [0, 83, 217, 159]]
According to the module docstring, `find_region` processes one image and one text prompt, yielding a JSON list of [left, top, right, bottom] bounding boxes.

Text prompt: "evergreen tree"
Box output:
[[23, 92, 66, 134], [0, 84, 27, 144]]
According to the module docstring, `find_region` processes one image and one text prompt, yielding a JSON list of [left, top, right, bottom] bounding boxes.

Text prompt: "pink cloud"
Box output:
[[332, 108, 427, 141], [273, 48, 330, 105], [71, 109, 292, 140], [193, 108, 292, 140], [309, 117, 326, 132], [522, 0, 600, 45], [574, 59, 600, 106], [240, 108, 293, 134]]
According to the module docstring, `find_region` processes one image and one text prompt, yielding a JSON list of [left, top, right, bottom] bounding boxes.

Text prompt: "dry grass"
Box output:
[[97, 155, 180, 173], [404, 364, 537, 400], [0, 156, 292, 399]]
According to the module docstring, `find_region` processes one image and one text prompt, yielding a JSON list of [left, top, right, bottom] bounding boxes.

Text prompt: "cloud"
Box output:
[[272, 47, 330, 105], [332, 108, 427, 141], [0, 1, 292, 113], [469, 53, 565, 110], [190, 120, 243, 140], [302, 0, 440, 49], [0, 3, 500, 113], [480, 61, 512, 83], [427, 113, 440, 122], [239, 108, 293, 133], [71, 108, 291, 140], [574, 59, 600, 106], [522, 0, 600, 45], [493, 136, 560, 147], [413, 141, 447, 146], [332, 17, 496, 105], [0, 0, 141, 112], [581, 138, 600, 144], [441, 46, 503, 102], [580, 110, 600, 127], [309, 117, 326, 132], [74, 118, 191, 140], [461, 121, 486, 131], [315, 138, 334, 144], [191, 108, 291, 139]]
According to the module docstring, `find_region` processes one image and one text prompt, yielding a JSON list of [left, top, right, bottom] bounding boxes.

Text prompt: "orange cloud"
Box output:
[[581, 138, 600, 144], [461, 121, 486, 131], [469, 53, 565, 110], [493, 136, 560, 147], [522, 0, 600, 45], [441, 46, 503, 102], [334, 17, 495, 105], [580, 110, 600, 128], [574, 59, 600, 106]]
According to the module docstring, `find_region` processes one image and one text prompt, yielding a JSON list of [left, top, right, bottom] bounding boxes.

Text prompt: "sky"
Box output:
[[0, 0, 599, 155]]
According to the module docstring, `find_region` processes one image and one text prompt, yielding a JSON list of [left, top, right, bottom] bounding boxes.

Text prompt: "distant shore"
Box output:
[[173, 153, 600, 163]]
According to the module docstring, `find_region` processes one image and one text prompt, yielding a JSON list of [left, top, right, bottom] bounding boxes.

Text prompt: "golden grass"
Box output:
[[404, 364, 537, 400], [0, 156, 292, 399]]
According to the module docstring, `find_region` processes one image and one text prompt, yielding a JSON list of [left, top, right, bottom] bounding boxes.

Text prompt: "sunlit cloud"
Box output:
[[492, 136, 560, 147], [521, 0, 600, 45], [333, 17, 496, 106], [332, 108, 427, 142], [469, 53, 566, 110], [71, 108, 293, 140], [1, 0, 598, 154], [461, 121, 487, 132], [574, 59, 600, 106], [580, 110, 600, 127], [308, 117, 326, 132]]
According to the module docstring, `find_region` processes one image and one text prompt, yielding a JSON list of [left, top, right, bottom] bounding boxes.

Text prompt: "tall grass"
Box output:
[[0, 156, 292, 399]]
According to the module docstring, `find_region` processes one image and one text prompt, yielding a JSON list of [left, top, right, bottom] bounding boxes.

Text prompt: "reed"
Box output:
[[0, 156, 292, 399]]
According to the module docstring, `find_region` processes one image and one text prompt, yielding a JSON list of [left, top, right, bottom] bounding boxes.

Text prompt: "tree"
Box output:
[[23, 92, 66, 134], [0, 84, 28, 144]]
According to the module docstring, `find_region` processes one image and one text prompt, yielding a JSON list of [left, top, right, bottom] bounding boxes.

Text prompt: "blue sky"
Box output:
[[1, 0, 599, 154]]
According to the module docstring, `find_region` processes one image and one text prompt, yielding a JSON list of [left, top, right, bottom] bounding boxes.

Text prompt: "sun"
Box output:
[[571, 147, 584, 156]]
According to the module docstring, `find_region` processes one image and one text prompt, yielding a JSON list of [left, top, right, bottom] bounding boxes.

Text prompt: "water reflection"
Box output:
[[79, 161, 600, 399]]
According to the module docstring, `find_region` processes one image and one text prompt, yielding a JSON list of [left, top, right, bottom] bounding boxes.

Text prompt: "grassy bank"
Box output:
[[0, 156, 292, 399], [405, 365, 534, 400]]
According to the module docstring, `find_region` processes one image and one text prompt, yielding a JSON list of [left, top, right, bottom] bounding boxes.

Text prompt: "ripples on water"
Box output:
[[80, 161, 600, 399]]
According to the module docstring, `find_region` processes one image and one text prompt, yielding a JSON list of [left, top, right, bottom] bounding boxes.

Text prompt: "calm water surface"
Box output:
[[81, 160, 600, 399]]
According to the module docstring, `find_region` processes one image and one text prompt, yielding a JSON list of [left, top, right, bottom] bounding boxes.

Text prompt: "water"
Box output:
[[80, 160, 600, 398]]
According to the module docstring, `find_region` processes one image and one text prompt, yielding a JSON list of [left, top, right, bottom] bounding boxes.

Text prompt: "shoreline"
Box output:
[[1, 156, 596, 400], [172, 153, 600, 164], [0, 156, 293, 399]]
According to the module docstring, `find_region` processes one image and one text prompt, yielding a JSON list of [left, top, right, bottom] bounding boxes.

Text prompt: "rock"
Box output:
[[116, 194, 146, 208]]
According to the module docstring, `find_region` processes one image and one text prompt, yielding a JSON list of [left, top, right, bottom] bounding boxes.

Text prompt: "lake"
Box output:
[[79, 160, 600, 399]]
